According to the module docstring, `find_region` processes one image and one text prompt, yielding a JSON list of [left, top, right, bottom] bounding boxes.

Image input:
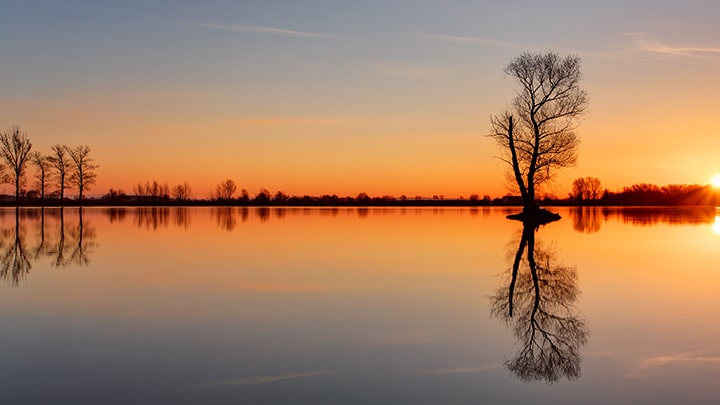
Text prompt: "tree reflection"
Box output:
[[568, 206, 717, 233], [491, 221, 588, 383], [0, 209, 31, 286], [570, 207, 602, 233], [0, 208, 98, 286], [51, 208, 68, 267], [173, 207, 191, 229], [134, 207, 171, 230], [212, 207, 237, 231], [66, 208, 96, 266]]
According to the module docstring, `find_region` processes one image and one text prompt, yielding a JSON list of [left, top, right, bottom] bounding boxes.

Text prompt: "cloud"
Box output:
[[180, 21, 332, 39], [192, 371, 330, 390], [627, 33, 720, 57], [367, 63, 451, 80], [624, 352, 720, 378], [422, 364, 502, 375], [416, 33, 520, 49], [228, 281, 347, 292], [231, 117, 350, 127]]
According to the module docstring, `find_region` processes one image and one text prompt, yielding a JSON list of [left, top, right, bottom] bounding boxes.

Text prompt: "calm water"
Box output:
[[1, 206, 719, 404]]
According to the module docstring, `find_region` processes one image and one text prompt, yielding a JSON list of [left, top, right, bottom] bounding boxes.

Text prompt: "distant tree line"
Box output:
[[0, 126, 98, 203], [568, 177, 719, 206], [93, 175, 720, 207], [98, 178, 496, 207]]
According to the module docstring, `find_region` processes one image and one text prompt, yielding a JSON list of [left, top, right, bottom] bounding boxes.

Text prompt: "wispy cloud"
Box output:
[[228, 281, 347, 293], [232, 117, 350, 127], [422, 364, 502, 375], [367, 63, 451, 80], [193, 371, 330, 390], [415, 33, 521, 49], [627, 33, 720, 57], [623, 352, 720, 378], [180, 20, 332, 39]]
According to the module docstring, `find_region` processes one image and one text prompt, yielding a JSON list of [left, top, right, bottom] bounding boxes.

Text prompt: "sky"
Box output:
[[2, 0, 719, 198]]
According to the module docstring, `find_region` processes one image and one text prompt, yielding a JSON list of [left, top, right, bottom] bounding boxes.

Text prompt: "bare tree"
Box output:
[[571, 177, 602, 201], [488, 52, 589, 215], [30, 151, 52, 201], [571, 177, 587, 201], [214, 179, 237, 201], [134, 180, 169, 201], [172, 181, 192, 201], [66, 145, 98, 201], [48, 144, 73, 201], [0, 126, 33, 202], [585, 177, 602, 200]]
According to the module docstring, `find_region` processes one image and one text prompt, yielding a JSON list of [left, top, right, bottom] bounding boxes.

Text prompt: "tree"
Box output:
[[273, 190, 289, 203], [66, 145, 98, 201], [214, 179, 237, 201], [585, 177, 601, 200], [571, 177, 587, 201], [488, 52, 589, 214], [253, 188, 272, 204], [0, 126, 33, 201], [134, 180, 169, 201], [571, 177, 601, 201], [172, 181, 192, 201], [30, 151, 52, 201], [48, 144, 73, 201]]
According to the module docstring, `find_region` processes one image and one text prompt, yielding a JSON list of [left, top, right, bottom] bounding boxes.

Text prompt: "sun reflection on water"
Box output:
[[713, 215, 720, 235]]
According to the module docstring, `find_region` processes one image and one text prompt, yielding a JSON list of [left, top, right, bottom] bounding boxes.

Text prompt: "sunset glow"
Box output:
[[2, 2, 720, 198], [711, 175, 720, 188]]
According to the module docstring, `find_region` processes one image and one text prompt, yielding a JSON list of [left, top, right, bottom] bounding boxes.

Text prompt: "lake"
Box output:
[[1, 206, 718, 404]]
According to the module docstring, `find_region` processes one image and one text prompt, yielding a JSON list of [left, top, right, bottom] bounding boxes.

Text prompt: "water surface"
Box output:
[[1, 206, 718, 404]]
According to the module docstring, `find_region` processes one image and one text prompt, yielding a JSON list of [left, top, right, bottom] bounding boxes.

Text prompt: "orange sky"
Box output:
[[2, 1, 719, 198]]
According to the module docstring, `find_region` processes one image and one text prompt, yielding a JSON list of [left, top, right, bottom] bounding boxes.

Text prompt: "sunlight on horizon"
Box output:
[[711, 174, 720, 188]]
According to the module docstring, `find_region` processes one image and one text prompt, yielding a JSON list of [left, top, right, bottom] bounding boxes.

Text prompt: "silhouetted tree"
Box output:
[[134, 180, 169, 201], [102, 188, 127, 202], [585, 177, 601, 200], [0, 126, 33, 202], [571, 177, 601, 201], [30, 151, 52, 201], [488, 52, 589, 214], [253, 188, 272, 204], [172, 181, 192, 201], [491, 222, 589, 383], [48, 144, 72, 201], [66, 145, 98, 201], [273, 190, 289, 203], [214, 179, 237, 201], [356, 192, 371, 203], [571, 177, 587, 201]]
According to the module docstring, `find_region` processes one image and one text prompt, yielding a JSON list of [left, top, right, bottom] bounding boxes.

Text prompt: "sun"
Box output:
[[712, 174, 720, 188]]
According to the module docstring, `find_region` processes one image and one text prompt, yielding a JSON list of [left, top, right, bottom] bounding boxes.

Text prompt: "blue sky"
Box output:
[[2, 0, 720, 197]]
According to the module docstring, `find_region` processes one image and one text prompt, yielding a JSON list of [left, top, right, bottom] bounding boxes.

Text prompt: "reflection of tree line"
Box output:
[[570, 207, 716, 233], [491, 222, 588, 383], [0, 208, 96, 286], [100, 207, 495, 232], [105, 207, 372, 231]]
